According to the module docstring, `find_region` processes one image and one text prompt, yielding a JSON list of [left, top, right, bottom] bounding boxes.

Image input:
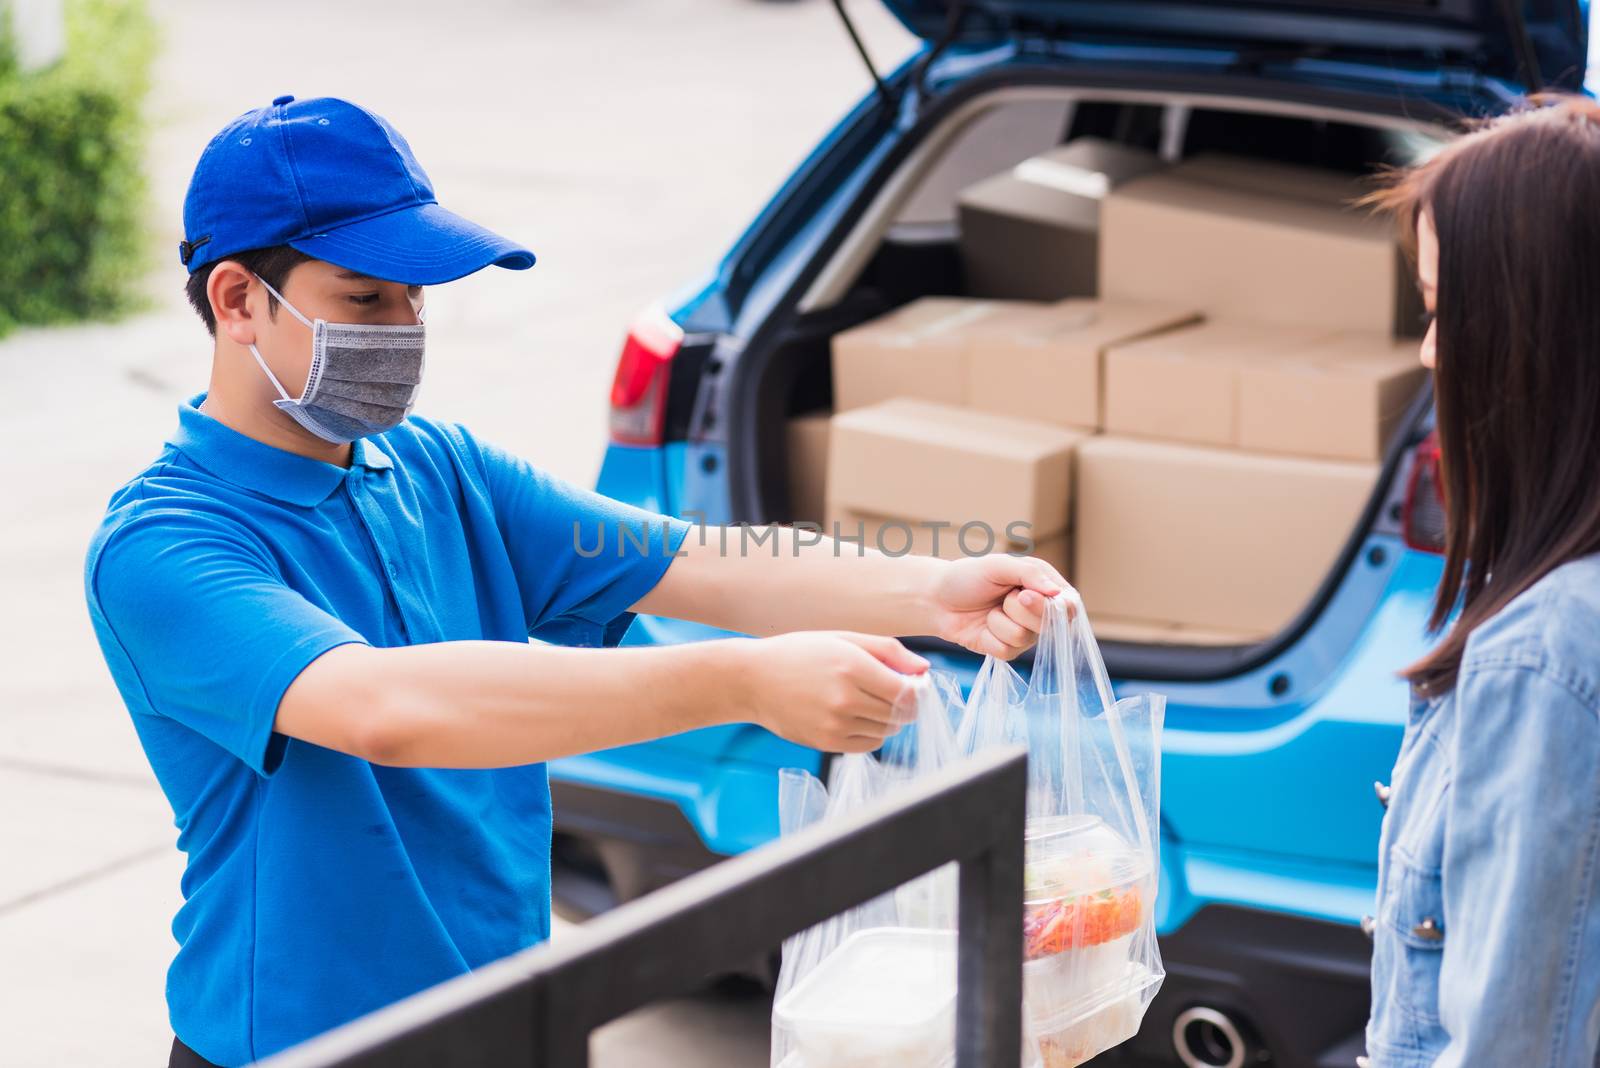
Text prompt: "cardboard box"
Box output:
[[1237, 333, 1427, 461], [828, 505, 1071, 578], [1100, 154, 1410, 334], [959, 138, 1164, 301], [1074, 436, 1377, 634], [827, 399, 1089, 538], [832, 298, 1029, 412], [1103, 320, 1331, 447], [964, 299, 1199, 429], [786, 412, 831, 523], [1090, 615, 1266, 647], [833, 297, 1196, 427], [1170, 153, 1366, 204]]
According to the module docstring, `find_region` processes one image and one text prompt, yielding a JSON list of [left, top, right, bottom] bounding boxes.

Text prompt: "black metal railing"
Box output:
[[258, 746, 1027, 1068]]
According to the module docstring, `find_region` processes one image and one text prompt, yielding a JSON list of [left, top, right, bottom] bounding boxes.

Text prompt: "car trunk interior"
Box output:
[[741, 84, 1441, 667]]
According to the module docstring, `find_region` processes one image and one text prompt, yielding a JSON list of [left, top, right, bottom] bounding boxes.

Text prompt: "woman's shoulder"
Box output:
[[1460, 553, 1600, 711]]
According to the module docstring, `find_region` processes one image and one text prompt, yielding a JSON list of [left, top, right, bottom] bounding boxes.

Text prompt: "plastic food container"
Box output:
[[772, 927, 959, 1068], [1026, 965, 1151, 1068], [1022, 816, 1147, 963], [1018, 814, 1153, 1063]]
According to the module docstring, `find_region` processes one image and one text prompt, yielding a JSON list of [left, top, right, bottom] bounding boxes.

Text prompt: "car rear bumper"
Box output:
[[1106, 904, 1371, 1068], [550, 777, 726, 915]]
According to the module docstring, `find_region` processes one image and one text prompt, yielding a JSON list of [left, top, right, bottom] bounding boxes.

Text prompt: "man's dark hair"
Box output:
[[184, 245, 315, 337]]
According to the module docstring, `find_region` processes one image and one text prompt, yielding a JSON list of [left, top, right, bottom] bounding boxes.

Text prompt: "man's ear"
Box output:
[[208, 261, 259, 346]]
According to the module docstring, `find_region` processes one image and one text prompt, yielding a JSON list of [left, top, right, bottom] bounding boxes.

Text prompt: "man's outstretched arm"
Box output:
[[633, 524, 1069, 660], [276, 629, 928, 768]]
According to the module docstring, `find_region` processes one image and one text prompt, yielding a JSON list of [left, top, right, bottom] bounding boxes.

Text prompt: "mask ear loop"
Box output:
[[250, 273, 323, 404], [247, 342, 296, 403], [254, 274, 315, 329]]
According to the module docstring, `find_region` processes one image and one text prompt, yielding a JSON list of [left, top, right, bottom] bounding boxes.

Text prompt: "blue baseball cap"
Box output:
[[179, 94, 535, 285]]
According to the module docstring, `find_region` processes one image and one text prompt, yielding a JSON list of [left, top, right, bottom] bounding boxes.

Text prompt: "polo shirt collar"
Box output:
[[169, 393, 393, 507]]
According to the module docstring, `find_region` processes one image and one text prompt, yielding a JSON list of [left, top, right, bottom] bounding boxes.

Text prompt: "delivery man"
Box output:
[[82, 96, 1065, 1067]]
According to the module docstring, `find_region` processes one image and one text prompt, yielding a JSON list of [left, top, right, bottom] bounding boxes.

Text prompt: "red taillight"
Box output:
[[1403, 430, 1447, 554], [608, 306, 684, 446]]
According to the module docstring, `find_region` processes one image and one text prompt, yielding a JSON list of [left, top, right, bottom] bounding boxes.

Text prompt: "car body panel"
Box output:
[[594, 441, 673, 517], [1153, 542, 1438, 867]]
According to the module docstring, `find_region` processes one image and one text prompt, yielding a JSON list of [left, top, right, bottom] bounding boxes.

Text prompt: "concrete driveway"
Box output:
[[0, 1, 913, 1063]]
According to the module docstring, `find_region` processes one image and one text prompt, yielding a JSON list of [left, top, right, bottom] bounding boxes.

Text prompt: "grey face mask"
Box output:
[[248, 274, 426, 445]]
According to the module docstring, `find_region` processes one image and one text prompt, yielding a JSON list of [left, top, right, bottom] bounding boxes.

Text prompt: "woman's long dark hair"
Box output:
[[1372, 97, 1600, 696]]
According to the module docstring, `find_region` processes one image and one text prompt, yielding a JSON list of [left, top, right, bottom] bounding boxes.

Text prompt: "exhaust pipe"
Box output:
[[1171, 1005, 1254, 1068]]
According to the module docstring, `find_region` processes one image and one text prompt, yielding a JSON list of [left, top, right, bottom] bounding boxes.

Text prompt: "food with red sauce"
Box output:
[[1023, 883, 1144, 959]]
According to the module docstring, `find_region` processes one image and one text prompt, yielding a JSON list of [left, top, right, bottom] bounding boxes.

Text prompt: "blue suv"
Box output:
[[552, 5, 1587, 1065]]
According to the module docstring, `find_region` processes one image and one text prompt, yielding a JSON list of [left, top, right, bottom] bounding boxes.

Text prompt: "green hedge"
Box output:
[[0, 0, 156, 338]]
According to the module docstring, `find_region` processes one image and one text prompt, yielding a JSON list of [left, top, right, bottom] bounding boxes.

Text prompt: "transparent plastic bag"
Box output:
[[880, 670, 968, 930], [769, 605, 1165, 1068], [770, 670, 969, 1068], [964, 592, 1167, 1068], [771, 756, 906, 1068]]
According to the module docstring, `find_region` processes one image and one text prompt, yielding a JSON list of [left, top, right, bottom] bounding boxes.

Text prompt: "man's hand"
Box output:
[[737, 631, 929, 753], [932, 554, 1070, 660]]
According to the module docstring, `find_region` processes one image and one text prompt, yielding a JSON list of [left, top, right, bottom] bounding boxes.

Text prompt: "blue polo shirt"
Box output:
[[83, 394, 690, 1066]]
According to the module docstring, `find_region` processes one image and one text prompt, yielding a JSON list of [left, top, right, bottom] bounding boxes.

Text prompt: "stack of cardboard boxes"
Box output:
[[1079, 156, 1426, 639], [821, 299, 1198, 580], [792, 147, 1427, 645]]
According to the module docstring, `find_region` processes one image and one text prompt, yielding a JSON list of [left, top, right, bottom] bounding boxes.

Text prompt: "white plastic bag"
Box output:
[[964, 592, 1166, 1068], [770, 670, 970, 1068], [769, 605, 1165, 1068], [880, 670, 968, 930]]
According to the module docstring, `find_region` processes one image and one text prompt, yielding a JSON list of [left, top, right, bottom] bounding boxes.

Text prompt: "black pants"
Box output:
[[169, 1037, 221, 1068]]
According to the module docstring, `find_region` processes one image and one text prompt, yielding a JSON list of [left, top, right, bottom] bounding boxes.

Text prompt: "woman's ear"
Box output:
[[207, 261, 258, 347]]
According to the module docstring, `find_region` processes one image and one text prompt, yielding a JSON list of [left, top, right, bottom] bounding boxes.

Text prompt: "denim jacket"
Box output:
[[1367, 554, 1600, 1067]]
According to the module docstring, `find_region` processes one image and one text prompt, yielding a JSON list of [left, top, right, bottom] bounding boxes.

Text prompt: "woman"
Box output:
[[1363, 97, 1600, 1067]]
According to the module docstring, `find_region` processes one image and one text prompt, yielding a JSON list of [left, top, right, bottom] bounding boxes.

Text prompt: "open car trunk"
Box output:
[[877, 0, 1586, 95], [736, 83, 1441, 679]]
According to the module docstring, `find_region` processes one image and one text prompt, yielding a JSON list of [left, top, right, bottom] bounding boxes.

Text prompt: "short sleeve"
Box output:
[[459, 429, 691, 648], [86, 510, 370, 776]]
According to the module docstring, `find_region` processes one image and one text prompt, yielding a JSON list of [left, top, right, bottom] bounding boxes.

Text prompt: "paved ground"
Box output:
[[0, 1, 913, 1063]]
